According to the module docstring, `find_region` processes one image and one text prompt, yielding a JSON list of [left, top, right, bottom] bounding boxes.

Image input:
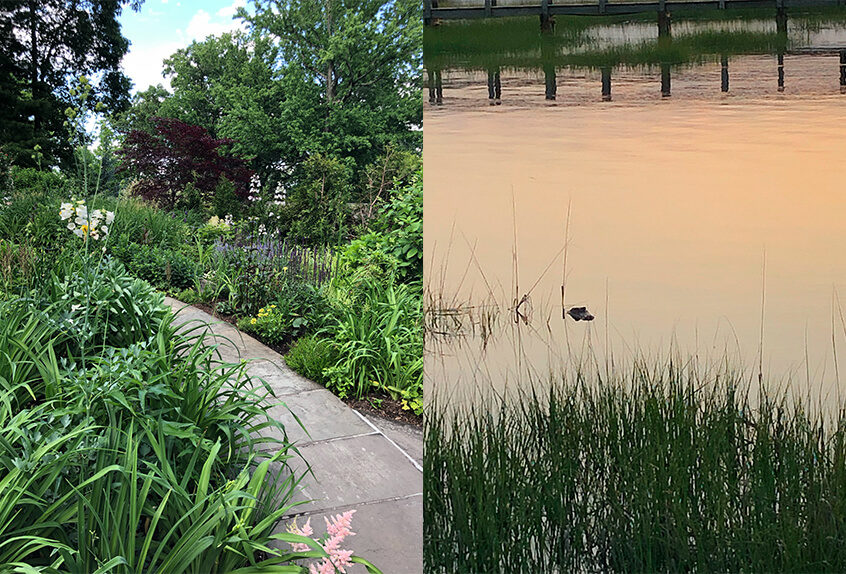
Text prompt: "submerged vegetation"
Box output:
[[425, 361, 846, 572]]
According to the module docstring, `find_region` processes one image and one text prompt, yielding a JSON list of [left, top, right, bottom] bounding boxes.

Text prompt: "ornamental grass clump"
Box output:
[[425, 361, 846, 573]]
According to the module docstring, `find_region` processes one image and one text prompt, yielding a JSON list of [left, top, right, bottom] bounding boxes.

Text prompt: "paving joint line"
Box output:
[[282, 492, 423, 520], [352, 409, 423, 473], [254, 431, 382, 453]]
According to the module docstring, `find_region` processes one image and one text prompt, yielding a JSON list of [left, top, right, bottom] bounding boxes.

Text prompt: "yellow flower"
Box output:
[[250, 318, 257, 325]]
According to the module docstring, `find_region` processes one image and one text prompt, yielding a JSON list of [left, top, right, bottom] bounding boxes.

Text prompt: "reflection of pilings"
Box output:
[[776, 7, 788, 36], [661, 64, 671, 97], [721, 55, 729, 92], [601, 67, 611, 101], [544, 65, 557, 100], [840, 50, 846, 92], [436, 71, 443, 104], [540, 0, 555, 32], [428, 69, 436, 104], [427, 69, 443, 105], [424, 0, 439, 26], [658, 9, 671, 39], [487, 69, 501, 105], [778, 52, 785, 92], [541, 37, 556, 100]]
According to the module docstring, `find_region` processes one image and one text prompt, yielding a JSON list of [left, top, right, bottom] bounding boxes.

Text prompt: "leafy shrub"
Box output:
[[341, 169, 422, 284], [112, 240, 197, 290], [286, 334, 337, 385], [108, 197, 189, 248], [238, 281, 330, 345], [196, 215, 234, 245], [0, 168, 68, 246], [0, 294, 345, 572], [53, 256, 170, 350], [321, 275, 423, 401], [284, 153, 352, 244]]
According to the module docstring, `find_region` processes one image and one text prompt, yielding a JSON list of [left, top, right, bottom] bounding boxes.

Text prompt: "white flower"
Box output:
[[67, 222, 76, 230], [72, 228, 84, 238], [105, 211, 114, 225]]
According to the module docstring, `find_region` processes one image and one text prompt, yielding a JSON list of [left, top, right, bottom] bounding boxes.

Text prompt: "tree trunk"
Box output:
[[29, 0, 39, 135], [325, 0, 335, 103]]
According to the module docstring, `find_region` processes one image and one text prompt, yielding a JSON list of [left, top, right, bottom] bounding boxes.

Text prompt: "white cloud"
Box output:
[[185, 5, 245, 42], [216, 0, 246, 19], [122, 40, 182, 92]]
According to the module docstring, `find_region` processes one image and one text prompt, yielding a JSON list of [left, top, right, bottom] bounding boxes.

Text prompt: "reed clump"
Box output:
[[425, 360, 846, 573]]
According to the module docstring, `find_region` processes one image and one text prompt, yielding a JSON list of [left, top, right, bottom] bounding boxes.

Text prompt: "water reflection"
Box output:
[[424, 97, 846, 410], [423, 11, 846, 105]]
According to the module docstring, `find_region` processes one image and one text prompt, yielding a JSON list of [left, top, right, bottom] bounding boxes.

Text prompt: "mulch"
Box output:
[[187, 300, 422, 429]]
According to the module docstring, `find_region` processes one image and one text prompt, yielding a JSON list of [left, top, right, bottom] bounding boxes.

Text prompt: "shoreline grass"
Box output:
[[425, 359, 846, 572]]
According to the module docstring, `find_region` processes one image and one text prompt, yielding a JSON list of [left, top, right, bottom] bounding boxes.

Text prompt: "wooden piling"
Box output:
[[721, 55, 729, 92], [661, 63, 671, 97], [601, 67, 612, 101], [840, 49, 846, 87]]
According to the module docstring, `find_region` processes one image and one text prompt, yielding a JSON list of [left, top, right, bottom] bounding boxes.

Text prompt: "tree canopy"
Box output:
[[117, 0, 422, 193], [118, 117, 253, 210], [0, 0, 143, 167]]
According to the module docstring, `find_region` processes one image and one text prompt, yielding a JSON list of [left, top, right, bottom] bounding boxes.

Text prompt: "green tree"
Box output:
[[0, 0, 142, 167], [241, 0, 422, 170]]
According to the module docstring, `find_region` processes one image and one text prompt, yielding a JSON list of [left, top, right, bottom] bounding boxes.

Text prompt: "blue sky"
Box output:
[[119, 0, 249, 93]]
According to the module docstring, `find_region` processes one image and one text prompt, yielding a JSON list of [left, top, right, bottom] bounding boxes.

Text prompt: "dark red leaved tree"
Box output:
[[118, 117, 253, 209]]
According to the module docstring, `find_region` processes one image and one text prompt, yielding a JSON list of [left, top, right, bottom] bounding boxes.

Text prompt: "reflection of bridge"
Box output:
[[426, 50, 846, 103], [425, 0, 845, 30]]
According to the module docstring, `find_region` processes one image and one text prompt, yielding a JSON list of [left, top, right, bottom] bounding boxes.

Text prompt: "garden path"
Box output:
[[165, 298, 423, 574]]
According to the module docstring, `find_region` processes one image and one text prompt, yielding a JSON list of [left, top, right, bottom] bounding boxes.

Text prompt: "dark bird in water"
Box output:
[[567, 307, 594, 322]]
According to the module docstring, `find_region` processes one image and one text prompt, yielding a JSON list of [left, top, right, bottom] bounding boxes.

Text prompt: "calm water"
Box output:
[[424, 17, 846, 406]]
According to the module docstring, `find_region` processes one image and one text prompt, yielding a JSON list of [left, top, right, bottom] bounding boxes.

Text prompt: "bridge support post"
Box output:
[[840, 50, 846, 92], [541, 0, 555, 33], [721, 55, 729, 92], [776, 6, 788, 36], [601, 67, 611, 101]]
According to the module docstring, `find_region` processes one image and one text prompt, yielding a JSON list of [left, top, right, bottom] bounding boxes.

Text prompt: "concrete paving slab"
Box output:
[[290, 433, 423, 513], [256, 389, 376, 447], [364, 415, 424, 468], [163, 298, 423, 572]]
